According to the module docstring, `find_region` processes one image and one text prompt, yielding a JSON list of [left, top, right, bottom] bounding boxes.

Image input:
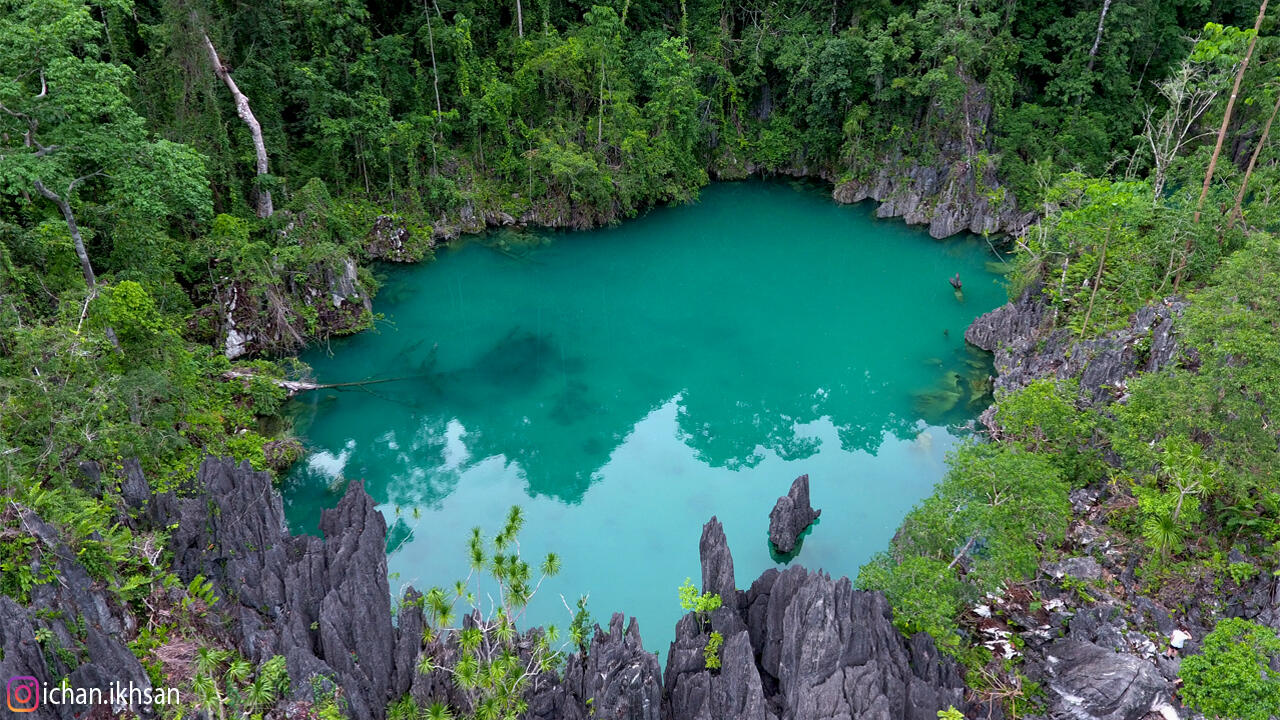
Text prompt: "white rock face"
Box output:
[[225, 326, 247, 359]]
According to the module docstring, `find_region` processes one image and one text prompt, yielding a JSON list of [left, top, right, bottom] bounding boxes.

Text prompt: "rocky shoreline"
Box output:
[[961, 291, 1280, 720], [217, 154, 1031, 360], [13, 185, 1272, 720]]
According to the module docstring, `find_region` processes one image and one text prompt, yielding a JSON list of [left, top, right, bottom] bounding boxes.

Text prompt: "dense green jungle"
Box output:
[[4, 0, 1280, 718]]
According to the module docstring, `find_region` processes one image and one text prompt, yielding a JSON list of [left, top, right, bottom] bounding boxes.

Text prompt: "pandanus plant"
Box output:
[[417, 506, 585, 720]]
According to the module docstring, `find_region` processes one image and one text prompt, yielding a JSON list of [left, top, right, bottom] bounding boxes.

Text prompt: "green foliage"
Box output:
[[898, 443, 1070, 590], [674, 580, 726, 672], [1181, 618, 1280, 720], [677, 577, 722, 628], [1109, 234, 1280, 551], [309, 676, 349, 720], [857, 554, 966, 653], [703, 631, 724, 670], [1, 0, 1276, 710], [192, 649, 292, 719], [993, 379, 1099, 481], [858, 443, 1069, 653], [0, 531, 38, 602], [1016, 174, 1235, 336], [183, 574, 220, 616], [419, 506, 572, 720], [568, 595, 593, 654]]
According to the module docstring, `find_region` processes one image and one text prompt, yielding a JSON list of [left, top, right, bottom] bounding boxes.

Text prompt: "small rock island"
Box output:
[[768, 474, 822, 554]]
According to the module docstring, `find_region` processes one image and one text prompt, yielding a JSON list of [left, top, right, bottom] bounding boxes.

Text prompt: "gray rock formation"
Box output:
[[0, 510, 156, 719], [157, 457, 417, 720], [744, 566, 966, 720], [768, 474, 821, 554], [829, 79, 1035, 240], [833, 160, 1032, 239], [965, 290, 1188, 406], [367, 215, 435, 262], [699, 516, 738, 602], [664, 606, 775, 720], [1038, 640, 1173, 720], [9, 458, 977, 720], [1045, 556, 1104, 582], [217, 250, 371, 359], [665, 517, 967, 720], [563, 614, 663, 720]]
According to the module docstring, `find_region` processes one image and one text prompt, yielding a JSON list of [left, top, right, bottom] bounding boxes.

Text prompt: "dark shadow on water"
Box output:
[[461, 328, 558, 390], [550, 379, 603, 426], [768, 517, 821, 564]]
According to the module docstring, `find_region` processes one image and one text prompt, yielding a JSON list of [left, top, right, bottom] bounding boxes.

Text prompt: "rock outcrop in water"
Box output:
[[768, 474, 821, 554], [832, 159, 1032, 240]]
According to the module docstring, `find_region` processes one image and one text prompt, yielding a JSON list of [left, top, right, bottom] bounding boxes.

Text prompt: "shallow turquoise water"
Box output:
[[282, 181, 1004, 655]]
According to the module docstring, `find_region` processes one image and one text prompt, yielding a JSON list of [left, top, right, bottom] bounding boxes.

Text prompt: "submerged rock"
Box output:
[[767, 474, 821, 554]]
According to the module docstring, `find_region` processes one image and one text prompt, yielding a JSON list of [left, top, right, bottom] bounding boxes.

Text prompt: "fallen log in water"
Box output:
[[222, 369, 423, 397]]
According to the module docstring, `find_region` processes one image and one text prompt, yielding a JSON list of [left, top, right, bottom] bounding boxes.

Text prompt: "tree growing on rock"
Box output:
[[417, 506, 583, 720], [676, 577, 723, 670]]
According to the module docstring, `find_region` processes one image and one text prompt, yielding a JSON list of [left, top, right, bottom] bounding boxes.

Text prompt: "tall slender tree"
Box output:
[[1232, 86, 1280, 224], [200, 26, 274, 218], [1195, 0, 1268, 222]]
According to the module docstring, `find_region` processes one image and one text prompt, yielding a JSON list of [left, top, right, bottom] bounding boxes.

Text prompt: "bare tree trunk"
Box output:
[[201, 30, 274, 218], [33, 179, 95, 288], [1143, 57, 1222, 201], [1195, 0, 1267, 223], [422, 1, 443, 176], [515, 0, 524, 37], [1232, 91, 1280, 225], [1085, 0, 1113, 73], [33, 178, 123, 353], [424, 3, 442, 116]]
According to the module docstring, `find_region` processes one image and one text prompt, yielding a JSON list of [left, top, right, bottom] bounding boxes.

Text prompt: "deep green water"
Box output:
[[282, 181, 1005, 655]]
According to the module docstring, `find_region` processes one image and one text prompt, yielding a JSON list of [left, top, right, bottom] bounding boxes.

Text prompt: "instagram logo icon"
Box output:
[[6, 676, 39, 713]]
